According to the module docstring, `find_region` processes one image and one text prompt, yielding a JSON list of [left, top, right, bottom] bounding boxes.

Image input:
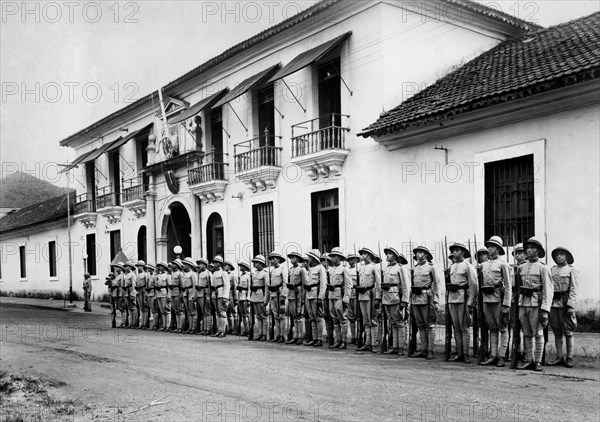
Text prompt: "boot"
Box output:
[[119, 312, 126, 328], [496, 357, 505, 367], [329, 327, 342, 349], [357, 327, 372, 351], [227, 316, 234, 334], [533, 362, 543, 372], [450, 354, 464, 362], [547, 356, 565, 366], [174, 315, 182, 333], [565, 336, 574, 368], [370, 327, 380, 353], [162, 313, 170, 331], [463, 354, 471, 364], [412, 329, 428, 357], [518, 360, 536, 370], [386, 327, 400, 354], [426, 350, 434, 360], [427, 329, 436, 358], [565, 357, 574, 368], [140, 312, 147, 330], [481, 356, 498, 366]]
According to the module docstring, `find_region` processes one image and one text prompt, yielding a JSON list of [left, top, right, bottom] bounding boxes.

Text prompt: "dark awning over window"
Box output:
[[267, 32, 351, 83], [213, 64, 280, 108], [60, 149, 97, 173], [169, 88, 229, 124], [81, 139, 121, 164], [104, 122, 154, 154]]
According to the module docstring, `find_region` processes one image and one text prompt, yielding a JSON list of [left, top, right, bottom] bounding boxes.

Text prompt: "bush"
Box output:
[[576, 299, 600, 333], [0, 289, 83, 301]]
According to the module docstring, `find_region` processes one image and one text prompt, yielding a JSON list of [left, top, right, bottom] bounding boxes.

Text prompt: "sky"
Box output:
[[1, 0, 599, 188]]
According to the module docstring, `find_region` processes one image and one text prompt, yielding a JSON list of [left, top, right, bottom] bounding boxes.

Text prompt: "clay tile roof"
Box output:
[[360, 12, 600, 138], [0, 191, 75, 235]]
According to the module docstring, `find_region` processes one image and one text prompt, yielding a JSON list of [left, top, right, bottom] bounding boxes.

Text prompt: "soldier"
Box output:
[[196, 258, 212, 335], [301, 254, 312, 345], [304, 250, 327, 347], [477, 248, 489, 265], [250, 255, 269, 341], [286, 252, 307, 345], [266, 252, 288, 343], [518, 237, 553, 372], [123, 262, 138, 329], [83, 272, 92, 312], [513, 244, 526, 265], [511, 243, 526, 362], [237, 262, 251, 336], [327, 248, 352, 349], [145, 264, 157, 330], [372, 253, 385, 351], [321, 253, 334, 345], [113, 263, 127, 327], [356, 247, 381, 352], [410, 246, 440, 359], [181, 258, 198, 334], [135, 261, 148, 329], [347, 253, 359, 345], [548, 247, 579, 368], [447, 243, 478, 363], [105, 273, 117, 327], [479, 236, 512, 367], [169, 259, 184, 333], [224, 261, 239, 335], [382, 247, 411, 355], [211, 256, 229, 338], [155, 262, 170, 331]]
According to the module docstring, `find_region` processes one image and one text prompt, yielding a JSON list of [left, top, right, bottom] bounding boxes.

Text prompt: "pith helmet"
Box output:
[[329, 247, 346, 260], [211, 255, 224, 265], [413, 245, 433, 261], [449, 243, 471, 259], [512, 243, 524, 256], [182, 257, 197, 269], [252, 255, 266, 266], [358, 247, 375, 257], [551, 247, 574, 265], [485, 236, 505, 255], [268, 251, 286, 263], [523, 237, 546, 258]]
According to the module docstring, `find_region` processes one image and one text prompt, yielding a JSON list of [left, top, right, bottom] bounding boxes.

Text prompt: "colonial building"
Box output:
[[3, 1, 597, 300]]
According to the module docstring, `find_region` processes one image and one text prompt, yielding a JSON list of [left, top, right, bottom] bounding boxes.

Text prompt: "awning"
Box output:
[[213, 64, 281, 108], [60, 149, 97, 173], [169, 88, 229, 125], [104, 123, 154, 154], [268, 32, 351, 83], [80, 138, 122, 164]]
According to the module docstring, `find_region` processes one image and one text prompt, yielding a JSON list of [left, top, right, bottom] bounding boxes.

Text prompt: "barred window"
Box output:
[[48, 241, 57, 277], [252, 202, 274, 258], [86, 234, 97, 276]]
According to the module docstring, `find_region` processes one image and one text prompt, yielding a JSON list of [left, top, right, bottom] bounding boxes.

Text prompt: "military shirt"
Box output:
[[349, 266, 357, 299], [182, 270, 197, 298], [155, 273, 170, 298], [212, 269, 229, 299], [382, 263, 410, 306], [250, 269, 268, 303], [169, 270, 183, 297], [518, 260, 553, 312], [228, 272, 238, 302], [237, 272, 250, 301], [448, 261, 478, 307], [410, 262, 441, 305], [288, 265, 307, 301], [306, 264, 327, 301], [266, 266, 288, 300], [357, 262, 381, 302], [328, 264, 352, 303], [481, 258, 511, 306], [146, 273, 156, 298], [550, 265, 578, 309], [112, 274, 122, 297], [136, 271, 147, 290]]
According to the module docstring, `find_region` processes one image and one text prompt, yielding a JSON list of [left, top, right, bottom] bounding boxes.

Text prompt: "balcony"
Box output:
[[290, 113, 350, 180], [234, 133, 282, 192], [96, 185, 123, 224], [74, 193, 97, 229], [188, 153, 229, 202], [122, 176, 148, 218]]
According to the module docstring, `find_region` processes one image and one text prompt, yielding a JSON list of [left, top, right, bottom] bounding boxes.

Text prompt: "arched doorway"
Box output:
[[206, 212, 224, 260], [163, 201, 192, 261], [137, 226, 147, 262]]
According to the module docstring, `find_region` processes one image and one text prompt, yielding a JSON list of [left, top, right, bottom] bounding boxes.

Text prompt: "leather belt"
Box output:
[[446, 283, 468, 292]]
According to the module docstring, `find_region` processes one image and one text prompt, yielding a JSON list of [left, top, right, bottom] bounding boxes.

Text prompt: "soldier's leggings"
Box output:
[[252, 302, 268, 337], [483, 302, 508, 357], [385, 303, 407, 350], [549, 307, 576, 338], [306, 299, 325, 341], [171, 296, 182, 314], [215, 297, 228, 334], [359, 299, 375, 346], [286, 298, 304, 339], [519, 306, 545, 363], [329, 298, 348, 343], [269, 295, 286, 339], [449, 302, 471, 356], [413, 304, 435, 352], [182, 295, 196, 317], [237, 300, 249, 334], [110, 297, 118, 326], [136, 292, 147, 312], [118, 296, 128, 312]]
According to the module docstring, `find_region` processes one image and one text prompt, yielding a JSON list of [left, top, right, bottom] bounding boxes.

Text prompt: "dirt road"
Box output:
[[1, 303, 599, 421]]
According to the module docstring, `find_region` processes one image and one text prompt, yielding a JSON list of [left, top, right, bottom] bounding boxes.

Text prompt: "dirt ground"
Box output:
[[1, 301, 599, 422]]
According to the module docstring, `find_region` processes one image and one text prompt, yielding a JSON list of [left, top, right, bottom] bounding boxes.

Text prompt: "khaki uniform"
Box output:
[[266, 266, 288, 340], [145, 273, 157, 329], [358, 262, 382, 347], [549, 264, 579, 359], [348, 266, 358, 341], [237, 271, 251, 335], [169, 270, 183, 331], [448, 261, 478, 357], [226, 272, 238, 334], [197, 269, 212, 333], [327, 264, 352, 344], [182, 270, 198, 332], [155, 272, 170, 330], [83, 278, 92, 312], [481, 258, 512, 358], [410, 262, 441, 353], [212, 268, 229, 334], [382, 263, 411, 351], [250, 269, 268, 339], [305, 264, 327, 343], [135, 271, 148, 328], [287, 265, 307, 341], [518, 260, 553, 363]]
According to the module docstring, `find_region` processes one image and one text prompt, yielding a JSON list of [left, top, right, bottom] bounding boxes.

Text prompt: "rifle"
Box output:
[[510, 229, 523, 369], [444, 236, 452, 361], [377, 242, 388, 353], [408, 239, 418, 356], [207, 268, 217, 335], [541, 233, 549, 365], [504, 241, 512, 361], [248, 263, 255, 341], [286, 256, 294, 342], [474, 234, 489, 364], [323, 257, 334, 345], [268, 262, 276, 341], [469, 239, 479, 356], [354, 245, 365, 348]]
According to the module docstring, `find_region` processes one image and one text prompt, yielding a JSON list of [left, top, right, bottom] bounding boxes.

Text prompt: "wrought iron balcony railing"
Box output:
[[75, 193, 96, 214], [96, 185, 120, 208], [234, 134, 282, 173], [122, 176, 147, 203], [188, 153, 229, 185], [291, 113, 350, 158]]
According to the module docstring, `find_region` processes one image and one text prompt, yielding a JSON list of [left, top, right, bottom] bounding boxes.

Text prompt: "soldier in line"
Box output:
[[356, 247, 381, 353], [135, 261, 148, 329], [250, 255, 269, 341], [113, 263, 127, 327], [155, 262, 170, 331], [123, 262, 138, 329], [347, 254, 359, 345], [224, 261, 239, 335], [371, 253, 385, 351], [169, 260, 184, 333], [517, 237, 554, 372], [447, 243, 478, 363], [210, 256, 229, 338], [479, 236, 512, 367], [511, 243, 527, 362], [321, 253, 334, 345], [327, 248, 352, 349], [548, 247, 579, 368], [83, 272, 92, 312], [267, 252, 288, 343], [237, 262, 251, 337], [301, 254, 312, 345], [382, 247, 411, 356], [182, 258, 198, 334], [477, 247, 489, 265], [196, 258, 212, 335], [410, 246, 440, 360], [145, 264, 157, 330], [105, 273, 117, 326], [305, 250, 327, 347], [286, 252, 307, 345]]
